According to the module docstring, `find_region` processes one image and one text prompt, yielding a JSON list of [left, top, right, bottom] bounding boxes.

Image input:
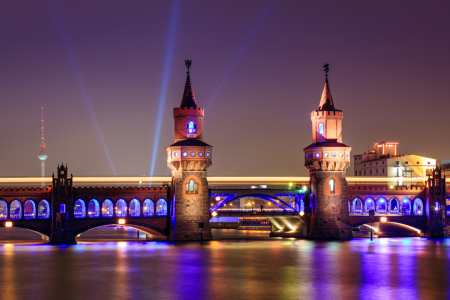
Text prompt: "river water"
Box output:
[[1, 228, 449, 300]]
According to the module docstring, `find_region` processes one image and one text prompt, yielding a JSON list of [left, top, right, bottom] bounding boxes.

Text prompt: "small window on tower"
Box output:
[[60, 203, 66, 213], [329, 179, 335, 194], [318, 123, 324, 135], [187, 121, 196, 134]]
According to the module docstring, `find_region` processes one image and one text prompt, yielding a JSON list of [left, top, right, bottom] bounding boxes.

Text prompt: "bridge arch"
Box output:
[[102, 199, 114, 218], [377, 197, 387, 215], [364, 197, 375, 215], [413, 198, 424, 216], [74, 220, 166, 237], [0, 200, 7, 220], [88, 199, 100, 218], [446, 199, 450, 216], [10, 200, 21, 220], [116, 199, 127, 217], [210, 194, 296, 212], [156, 199, 167, 216], [401, 198, 411, 215], [388, 197, 399, 215], [143, 199, 154, 217], [129, 199, 140, 217], [24, 200, 36, 220], [38, 199, 50, 219], [74, 199, 86, 218], [0, 223, 50, 239], [353, 198, 363, 215]]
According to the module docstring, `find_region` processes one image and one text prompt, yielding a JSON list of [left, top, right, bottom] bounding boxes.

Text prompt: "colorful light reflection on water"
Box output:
[[1, 230, 450, 299]]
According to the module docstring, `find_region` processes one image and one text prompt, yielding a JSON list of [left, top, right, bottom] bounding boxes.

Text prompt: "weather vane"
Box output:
[[185, 60, 192, 74], [323, 63, 329, 77]]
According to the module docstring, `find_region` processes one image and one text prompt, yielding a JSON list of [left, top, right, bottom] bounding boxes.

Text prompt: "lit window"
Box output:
[[329, 179, 335, 193], [339, 153, 343, 157], [182, 152, 188, 157], [60, 203, 66, 213], [318, 123, 324, 135], [324, 153, 329, 158], [174, 152, 179, 157], [191, 152, 196, 157], [199, 152, 203, 157], [206, 152, 210, 158], [187, 121, 196, 134], [315, 153, 320, 158], [186, 179, 199, 194], [332, 153, 336, 157]]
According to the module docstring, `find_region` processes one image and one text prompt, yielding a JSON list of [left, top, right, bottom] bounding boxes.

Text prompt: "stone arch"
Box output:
[[142, 199, 154, 217], [388, 197, 399, 215], [0, 200, 7, 220], [74, 199, 86, 218], [10, 200, 22, 220], [38, 199, 50, 219], [88, 199, 100, 218], [129, 199, 140, 217], [446, 198, 450, 216], [401, 198, 411, 216], [364, 197, 375, 215], [377, 197, 387, 215], [353, 198, 363, 215], [156, 199, 167, 216], [102, 199, 114, 218], [413, 198, 424, 216], [74, 221, 166, 238], [24, 200, 36, 219], [116, 199, 127, 217], [0, 223, 50, 239]]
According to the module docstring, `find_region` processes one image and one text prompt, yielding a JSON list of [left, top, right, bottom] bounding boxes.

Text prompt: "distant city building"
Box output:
[[353, 142, 436, 178]]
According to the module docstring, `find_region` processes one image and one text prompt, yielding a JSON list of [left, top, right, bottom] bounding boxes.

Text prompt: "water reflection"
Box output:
[[1, 230, 450, 299]]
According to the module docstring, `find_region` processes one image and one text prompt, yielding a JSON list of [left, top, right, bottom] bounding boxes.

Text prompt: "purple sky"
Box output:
[[1, 1, 449, 177]]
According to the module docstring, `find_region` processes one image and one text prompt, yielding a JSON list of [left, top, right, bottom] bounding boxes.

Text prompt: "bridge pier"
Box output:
[[50, 229, 76, 244]]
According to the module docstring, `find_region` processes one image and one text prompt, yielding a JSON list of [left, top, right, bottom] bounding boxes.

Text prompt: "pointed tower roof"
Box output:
[[180, 73, 197, 108], [318, 78, 336, 111]]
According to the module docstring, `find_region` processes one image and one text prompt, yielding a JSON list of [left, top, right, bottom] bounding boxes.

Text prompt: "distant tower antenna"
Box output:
[[323, 63, 329, 77], [38, 107, 48, 187], [185, 60, 192, 74]]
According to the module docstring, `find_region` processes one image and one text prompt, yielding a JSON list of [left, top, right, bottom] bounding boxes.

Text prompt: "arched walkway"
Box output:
[[143, 199, 154, 217], [102, 199, 114, 218], [401, 198, 411, 215], [414, 198, 423, 216], [38, 200, 50, 219], [116, 199, 127, 217], [389, 198, 399, 215], [10, 200, 21, 220], [156, 199, 167, 216], [129, 199, 140, 217], [88, 199, 100, 218], [353, 198, 363, 215], [74, 199, 86, 218]]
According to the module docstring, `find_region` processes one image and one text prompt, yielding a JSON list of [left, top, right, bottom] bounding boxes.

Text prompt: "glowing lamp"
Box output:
[[5, 221, 12, 227], [118, 219, 126, 225], [390, 185, 394, 189], [381, 217, 387, 222], [211, 211, 217, 217], [215, 196, 221, 201], [299, 211, 305, 216]]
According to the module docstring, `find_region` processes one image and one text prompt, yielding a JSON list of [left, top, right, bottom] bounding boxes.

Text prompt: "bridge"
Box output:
[[2, 174, 447, 242], [1, 66, 450, 242]]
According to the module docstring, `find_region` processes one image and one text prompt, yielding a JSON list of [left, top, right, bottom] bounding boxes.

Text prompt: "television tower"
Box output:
[[37, 107, 48, 187]]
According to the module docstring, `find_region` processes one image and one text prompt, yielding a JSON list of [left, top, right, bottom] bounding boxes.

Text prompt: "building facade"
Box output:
[[353, 142, 436, 181]]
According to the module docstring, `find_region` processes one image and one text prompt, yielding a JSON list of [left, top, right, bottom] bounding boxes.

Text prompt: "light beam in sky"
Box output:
[[149, 0, 182, 177], [46, 0, 117, 176], [205, 0, 276, 111]]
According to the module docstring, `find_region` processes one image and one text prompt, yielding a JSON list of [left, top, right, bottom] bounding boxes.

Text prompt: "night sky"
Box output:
[[1, 1, 449, 177]]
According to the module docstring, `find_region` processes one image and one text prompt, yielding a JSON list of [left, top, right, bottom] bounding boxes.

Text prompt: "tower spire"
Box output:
[[38, 107, 48, 187], [180, 60, 197, 108], [318, 63, 336, 111]]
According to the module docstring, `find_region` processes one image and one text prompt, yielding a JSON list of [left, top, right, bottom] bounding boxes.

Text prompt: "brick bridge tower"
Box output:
[[50, 163, 76, 244], [303, 65, 353, 239], [426, 166, 448, 237], [166, 60, 213, 241]]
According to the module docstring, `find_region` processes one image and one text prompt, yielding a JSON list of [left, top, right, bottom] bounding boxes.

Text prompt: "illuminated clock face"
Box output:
[[60, 170, 65, 175]]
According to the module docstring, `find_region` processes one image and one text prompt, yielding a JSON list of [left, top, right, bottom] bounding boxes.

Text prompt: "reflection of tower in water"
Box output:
[[37, 107, 48, 187]]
